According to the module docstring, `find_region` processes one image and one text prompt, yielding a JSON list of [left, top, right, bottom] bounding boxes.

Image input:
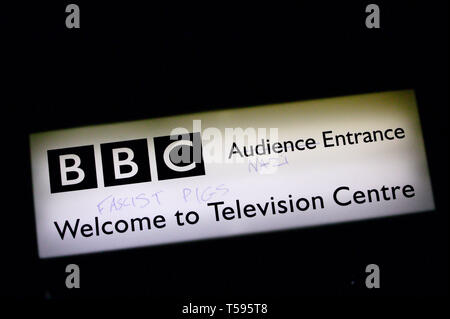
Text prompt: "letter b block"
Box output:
[[100, 139, 151, 187], [48, 145, 98, 193]]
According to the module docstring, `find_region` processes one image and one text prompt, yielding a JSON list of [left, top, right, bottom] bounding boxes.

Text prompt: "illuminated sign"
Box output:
[[30, 90, 434, 258]]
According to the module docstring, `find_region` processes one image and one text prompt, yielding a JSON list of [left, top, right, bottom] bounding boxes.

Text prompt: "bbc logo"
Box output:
[[47, 133, 205, 193]]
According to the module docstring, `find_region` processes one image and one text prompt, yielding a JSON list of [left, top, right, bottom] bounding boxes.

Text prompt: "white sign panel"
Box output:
[[30, 90, 434, 258]]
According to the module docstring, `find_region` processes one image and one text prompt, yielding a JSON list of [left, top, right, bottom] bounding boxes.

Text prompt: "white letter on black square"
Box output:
[[154, 132, 205, 181], [100, 139, 151, 187]]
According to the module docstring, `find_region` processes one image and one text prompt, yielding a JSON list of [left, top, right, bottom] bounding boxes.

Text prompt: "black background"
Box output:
[[1, 0, 448, 305]]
